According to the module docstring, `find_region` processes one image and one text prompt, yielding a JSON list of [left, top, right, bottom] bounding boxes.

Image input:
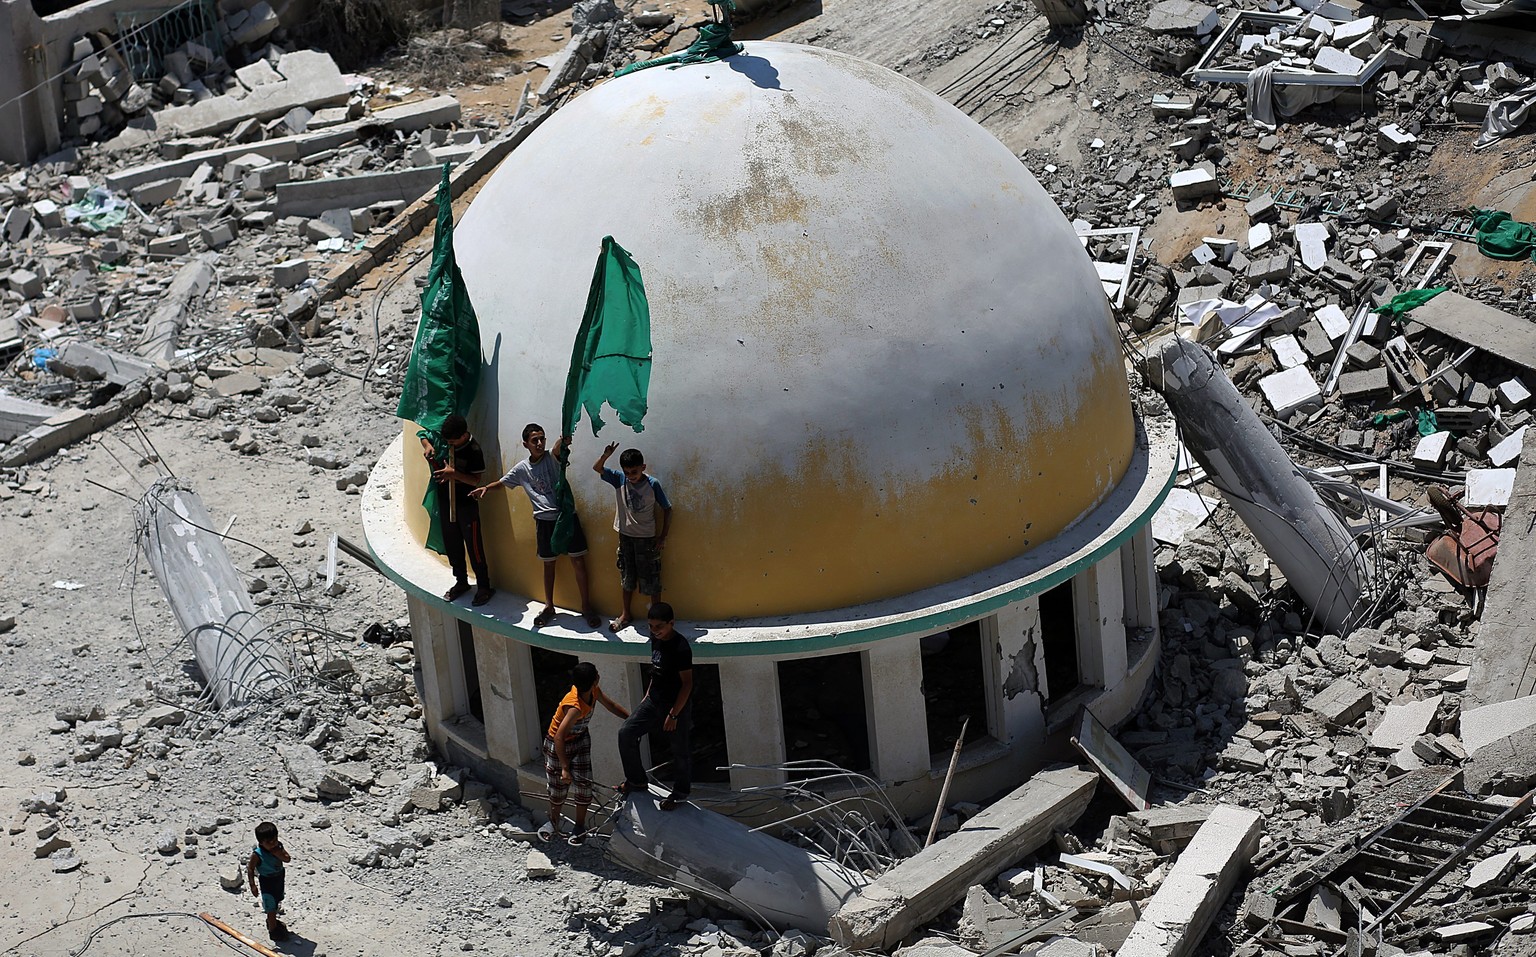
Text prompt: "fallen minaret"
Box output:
[[606, 794, 869, 934], [134, 478, 293, 706], [1148, 336, 1369, 635]]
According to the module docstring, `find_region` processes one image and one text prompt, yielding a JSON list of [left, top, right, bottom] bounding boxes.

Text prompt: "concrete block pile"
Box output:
[[54, 0, 299, 145], [0, 88, 484, 467]]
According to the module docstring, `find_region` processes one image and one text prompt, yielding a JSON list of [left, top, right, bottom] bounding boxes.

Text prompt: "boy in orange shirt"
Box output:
[[543, 662, 628, 844]]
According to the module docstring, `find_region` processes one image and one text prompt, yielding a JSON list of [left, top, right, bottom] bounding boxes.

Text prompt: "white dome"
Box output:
[[446, 41, 1135, 619]]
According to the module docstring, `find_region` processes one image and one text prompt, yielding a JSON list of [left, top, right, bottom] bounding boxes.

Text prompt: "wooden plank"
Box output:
[[828, 766, 1098, 952], [1409, 291, 1536, 374], [198, 912, 282, 957], [0, 393, 57, 443], [1071, 708, 1152, 811]]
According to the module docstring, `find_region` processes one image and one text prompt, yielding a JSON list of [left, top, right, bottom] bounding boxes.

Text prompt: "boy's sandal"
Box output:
[[584, 610, 602, 629], [608, 616, 633, 632], [533, 607, 557, 628], [472, 588, 495, 607], [567, 828, 589, 846], [616, 781, 644, 797], [443, 582, 471, 601], [659, 795, 687, 812]]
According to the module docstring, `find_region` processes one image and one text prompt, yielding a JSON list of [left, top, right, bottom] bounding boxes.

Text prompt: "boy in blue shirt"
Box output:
[[246, 821, 292, 941], [593, 444, 672, 632]]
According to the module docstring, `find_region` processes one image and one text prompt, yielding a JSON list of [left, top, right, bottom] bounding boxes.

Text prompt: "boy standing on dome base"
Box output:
[[592, 444, 672, 632], [422, 413, 494, 606], [617, 602, 693, 811], [472, 423, 601, 629]]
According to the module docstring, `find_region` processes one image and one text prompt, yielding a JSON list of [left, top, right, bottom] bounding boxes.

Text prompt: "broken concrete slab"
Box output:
[[1462, 460, 1536, 706], [274, 167, 443, 218], [1461, 695, 1536, 754], [367, 95, 463, 134], [1488, 427, 1526, 468], [1307, 677, 1373, 726], [828, 766, 1098, 952], [0, 393, 60, 443], [138, 254, 218, 363], [48, 341, 156, 387], [1410, 292, 1536, 376], [1370, 694, 1442, 752], [1117, 806, 1262, 957], [608, 794, 867, 934], [153, 51, 352, 138]]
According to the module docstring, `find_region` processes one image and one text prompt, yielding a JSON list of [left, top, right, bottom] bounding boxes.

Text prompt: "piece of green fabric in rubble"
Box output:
[[1373, 286, 1448, 321], [1417, 409, 1438, 436], [1470, 207, 1536, 261]]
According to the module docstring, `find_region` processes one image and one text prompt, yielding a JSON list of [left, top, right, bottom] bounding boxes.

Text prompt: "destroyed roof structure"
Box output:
[[361, 38, 1180, 812]]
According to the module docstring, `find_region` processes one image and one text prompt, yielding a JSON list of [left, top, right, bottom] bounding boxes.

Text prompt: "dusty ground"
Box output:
[[7, 0, 1536, 953]]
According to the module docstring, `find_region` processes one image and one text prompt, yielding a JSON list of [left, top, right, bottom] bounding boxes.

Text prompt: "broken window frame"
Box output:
[[1077, 225, 1141, 310], [917, 616, 1003, 762], [1187, 11, 1392, 87]]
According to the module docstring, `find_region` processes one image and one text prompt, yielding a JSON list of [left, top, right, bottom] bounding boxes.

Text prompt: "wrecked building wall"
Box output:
[[0, 0, 190, 163], [0, 0, 57, 166]]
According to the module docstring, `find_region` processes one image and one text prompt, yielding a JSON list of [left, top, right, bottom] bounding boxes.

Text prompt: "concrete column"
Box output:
[[584, 651, 640, 790], [993, 598, 1046, 756], [506, 640, 544, 767], [408, 597, 455, 749], [1121, 525, 1160, 636], [0, 4, 56, 167], [472, 626, 520, 767], [865, 639, 931, 782], [1074, 556, 1127, 690], [719, 657, 787, 790]]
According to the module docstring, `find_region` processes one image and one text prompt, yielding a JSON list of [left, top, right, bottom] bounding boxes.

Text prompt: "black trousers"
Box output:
[[441, 495, 490, 587]]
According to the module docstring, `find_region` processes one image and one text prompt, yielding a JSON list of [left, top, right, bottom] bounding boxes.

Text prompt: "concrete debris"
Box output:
[[829, 766, 1097, 951], [1117, 806, 1262, 957]]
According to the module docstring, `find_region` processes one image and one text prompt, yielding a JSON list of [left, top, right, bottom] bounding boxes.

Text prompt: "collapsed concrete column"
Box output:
[[1117, 805, 1263, 957], [134, 479, 293, 707], [138, 254, 218, 364], [828, 766, 1098, 951], [1148, 337, 1368, 635], [606, 796, 868, 934]]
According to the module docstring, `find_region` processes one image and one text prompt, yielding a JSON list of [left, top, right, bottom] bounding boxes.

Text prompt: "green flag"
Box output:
[[551, 237, 653, 552], [1372, 286, 1447, 322], [395, 165, 482, 554]]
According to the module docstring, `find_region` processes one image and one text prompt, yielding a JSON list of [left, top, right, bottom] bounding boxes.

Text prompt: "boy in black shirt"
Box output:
[[617, 601, 693, 809], [420, 414, 494, 606]]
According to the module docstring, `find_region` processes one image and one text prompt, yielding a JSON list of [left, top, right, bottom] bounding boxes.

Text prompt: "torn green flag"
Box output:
[[551, 236, 653, 553], [1373, 286, 1448, 322], [395, 165, 483, 554]]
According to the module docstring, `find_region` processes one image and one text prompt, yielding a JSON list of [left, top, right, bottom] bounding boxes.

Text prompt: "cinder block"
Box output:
[[1260, 365, 1322, 418], [147, 234, 190, 257], [7, 270, 43, 299], [1338, 368, 1391, 401], [1170, 164, 1219, 203], [1307, 677, 1373, 726], [274, 258, 311, 289], [130, 178, 183, 207], [1314, 46, 1366, 75]]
